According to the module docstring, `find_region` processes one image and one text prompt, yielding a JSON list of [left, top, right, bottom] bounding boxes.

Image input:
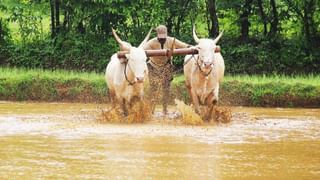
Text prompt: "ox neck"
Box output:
[[124, 62, 136, 86], [195, 56, 213, 77]]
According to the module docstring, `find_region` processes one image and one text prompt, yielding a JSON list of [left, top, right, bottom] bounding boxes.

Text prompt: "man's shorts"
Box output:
[[147, 61, 174, 83]]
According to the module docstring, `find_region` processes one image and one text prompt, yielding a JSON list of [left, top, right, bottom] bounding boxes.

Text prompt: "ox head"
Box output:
[[112, 28, 152, 83], [193, 25, 223, 71]]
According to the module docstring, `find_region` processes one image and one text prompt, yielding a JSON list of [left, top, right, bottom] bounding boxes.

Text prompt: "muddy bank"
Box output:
[[0, 68, 319, 107]]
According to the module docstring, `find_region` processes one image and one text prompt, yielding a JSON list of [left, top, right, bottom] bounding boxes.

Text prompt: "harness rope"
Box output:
[[124, 61, 136, 86], [184, 55, 213, 77], [196, 56, 213, 77]]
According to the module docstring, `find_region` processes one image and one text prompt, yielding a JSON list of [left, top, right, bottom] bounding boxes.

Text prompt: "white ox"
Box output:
[[184, 26, 225, 120], [105, 28, 151, 115]]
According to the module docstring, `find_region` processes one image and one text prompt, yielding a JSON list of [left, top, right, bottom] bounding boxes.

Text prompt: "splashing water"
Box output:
[[98, 106, 123, 123], [127, 101, 152, 123], [175, 99, 203, 125], [98, 101, 152, 124], [212, 106, 232, 123], [175, 99, 232, 125]]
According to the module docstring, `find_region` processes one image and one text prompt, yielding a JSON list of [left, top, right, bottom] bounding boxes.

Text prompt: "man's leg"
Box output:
[[162, 64, 174, 115], [147, 63, 160, 113], [162, 79, 171, 115]]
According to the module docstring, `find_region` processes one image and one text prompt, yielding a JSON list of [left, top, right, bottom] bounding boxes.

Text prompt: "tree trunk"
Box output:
[[55, 0, 60, 34], [50, 0, 55, 38], [240, 0, 253, 41], [269, 0, 278, 37], [306, 0, 316, 46], [303, 0, 315, 51], [207, 0, 219, 38], [77, 21, 85, 34], [175, 0, 191, 36], [0, 19, 2, 41], [257, 0, 267, 36], [166, 15, 174, 35], [62, 8, 68, 31]]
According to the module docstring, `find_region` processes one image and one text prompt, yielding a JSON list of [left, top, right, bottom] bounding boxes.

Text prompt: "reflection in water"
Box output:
[[0, 102, 319, 179]]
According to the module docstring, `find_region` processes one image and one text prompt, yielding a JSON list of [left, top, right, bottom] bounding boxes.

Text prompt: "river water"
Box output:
[[0, 102, 319, 179]]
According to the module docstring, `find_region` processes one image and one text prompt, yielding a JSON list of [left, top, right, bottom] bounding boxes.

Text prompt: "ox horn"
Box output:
[[193, 24, 200, 44], [112, 28, 131, 51], [138, 28, 153, 48], [213, 30, 224, 44]]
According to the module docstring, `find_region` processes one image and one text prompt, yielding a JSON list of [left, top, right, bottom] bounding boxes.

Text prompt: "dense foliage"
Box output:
[[0, 0, 319, 74]]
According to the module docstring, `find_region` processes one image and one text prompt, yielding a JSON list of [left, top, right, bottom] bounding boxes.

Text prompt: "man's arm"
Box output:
[[143, 38, 156, 50], [171, 38, 191, 48]]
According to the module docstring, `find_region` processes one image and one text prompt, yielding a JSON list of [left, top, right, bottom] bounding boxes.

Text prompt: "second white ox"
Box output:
[[184, 25, 225, 119], [105, 28, 151, 115]]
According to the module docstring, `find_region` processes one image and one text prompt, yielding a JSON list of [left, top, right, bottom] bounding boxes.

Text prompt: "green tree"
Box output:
[[283, 0, 319, 51]]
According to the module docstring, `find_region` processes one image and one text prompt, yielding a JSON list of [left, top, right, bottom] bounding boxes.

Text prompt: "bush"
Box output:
[[6, 33, 117, 72], [222, 36, 320, 75]]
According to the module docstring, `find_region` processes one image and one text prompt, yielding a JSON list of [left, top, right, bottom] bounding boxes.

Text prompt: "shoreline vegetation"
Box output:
[[0, 67, 319, 107]]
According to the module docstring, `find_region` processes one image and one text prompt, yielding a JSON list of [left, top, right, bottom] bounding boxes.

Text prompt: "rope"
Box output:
[[124, 62, 136, 86], [195, 56, 213, 77], [183, 54, 194, 66]]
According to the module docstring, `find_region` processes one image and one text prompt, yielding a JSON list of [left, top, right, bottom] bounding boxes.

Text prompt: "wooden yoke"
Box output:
[[117, 46, 221, 59]]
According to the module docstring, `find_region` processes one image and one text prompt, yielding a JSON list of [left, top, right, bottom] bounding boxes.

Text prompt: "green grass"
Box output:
[[0, 67, 319, 107], [0, 67, 107, 102], [173, 74, 320, 107], [0, 67, 104, 82], [224, 74, 320, 86], [173, 74, 320, 86]]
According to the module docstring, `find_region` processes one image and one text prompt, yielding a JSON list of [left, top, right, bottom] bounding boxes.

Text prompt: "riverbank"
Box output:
[[0, 67, 319, 107]]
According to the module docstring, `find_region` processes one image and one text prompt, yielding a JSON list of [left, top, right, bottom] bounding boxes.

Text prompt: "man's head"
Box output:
[[156, 25, 167, 48]]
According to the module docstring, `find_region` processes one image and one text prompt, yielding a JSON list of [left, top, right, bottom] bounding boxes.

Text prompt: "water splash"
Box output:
[[174, 99, 203, 125], [175, 99, 232, 125], [98, 101, 152, 124]]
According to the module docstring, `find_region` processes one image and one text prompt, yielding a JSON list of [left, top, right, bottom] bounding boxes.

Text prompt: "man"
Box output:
[[143, 25, 191, 115]]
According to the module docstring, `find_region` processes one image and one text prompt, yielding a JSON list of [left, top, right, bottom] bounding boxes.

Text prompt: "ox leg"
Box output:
[[109, 89, 117, 107], [121, 98, 128, 116], [129, 96, 141, 108], [205, 93, 215, 121], [206, 86, 220, 121], [186, 84, 193, 104], [190, 91, 201, 115]]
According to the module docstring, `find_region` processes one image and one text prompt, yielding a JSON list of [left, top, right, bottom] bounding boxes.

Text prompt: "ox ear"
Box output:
[[125, 53, 130, 60], [213, 30, 224, 44], [193, 24, 200, 44], [138, 28, 153, 48], [112, 28, 132, 51]]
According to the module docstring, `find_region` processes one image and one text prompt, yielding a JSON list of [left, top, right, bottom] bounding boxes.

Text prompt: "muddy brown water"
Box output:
[[0, 101, 319, 179]]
